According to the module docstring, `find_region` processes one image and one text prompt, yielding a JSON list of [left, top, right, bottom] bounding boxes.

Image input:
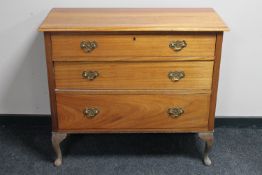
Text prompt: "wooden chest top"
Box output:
[[39, 8, 229, 32]]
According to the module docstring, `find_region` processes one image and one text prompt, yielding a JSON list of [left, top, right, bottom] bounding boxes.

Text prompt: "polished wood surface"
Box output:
[[44, 33, 58, 131], [208, 32, 223, 130], [53, 56, 214, 62], [56, 93, 210, 131], [40, 8, 228, 166], [39, 8, 229, 32], [40, 8, 229, 166], [54, 61, 213, 90], [52, 34, 216, 59], [55, 89, 211, 95]]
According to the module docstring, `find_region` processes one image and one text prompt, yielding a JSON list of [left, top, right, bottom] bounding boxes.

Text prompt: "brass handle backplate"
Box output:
[[168, 71, 185, 82], [168, 107, 184, 118], [169, 40, 187, 51], [82, 71, 99, 80], [83, 108, 99, 118], [80, 41, 97, 53]]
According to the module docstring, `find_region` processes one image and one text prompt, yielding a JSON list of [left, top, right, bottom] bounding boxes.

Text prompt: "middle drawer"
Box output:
[[54, 61, 213, 90]]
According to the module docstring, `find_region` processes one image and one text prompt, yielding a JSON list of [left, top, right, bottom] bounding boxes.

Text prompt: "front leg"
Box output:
[[198, 132, 214, 166], [51, 132, 68, 166]]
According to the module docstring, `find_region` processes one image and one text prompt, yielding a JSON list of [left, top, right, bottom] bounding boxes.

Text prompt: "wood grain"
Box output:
[[39, 9, 228, 135], [208, 32, 223, 130], [56, 93, 210, 131], [52, 56, 214, 62], [51, 34, 216, 59], [39, 8, 229, 32], [54, 61, 213, 90], [44, 32, 58, 131], [55, 89, 211, 95]]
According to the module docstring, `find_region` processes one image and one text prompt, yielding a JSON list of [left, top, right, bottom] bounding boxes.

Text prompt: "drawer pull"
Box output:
[[168, 71, 185, 82], [80, 41, 97, 53], [82, 71, 99, 80], [169, 40, 187, 51], [83, 108, 99, 118], [168, 107, 184, 118]]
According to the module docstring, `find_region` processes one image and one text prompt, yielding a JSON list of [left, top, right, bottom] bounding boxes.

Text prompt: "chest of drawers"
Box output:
[[39, 8, 228, 166]]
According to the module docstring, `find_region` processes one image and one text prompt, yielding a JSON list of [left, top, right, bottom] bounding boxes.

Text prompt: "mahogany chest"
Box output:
[[39, 8, 229, 166]]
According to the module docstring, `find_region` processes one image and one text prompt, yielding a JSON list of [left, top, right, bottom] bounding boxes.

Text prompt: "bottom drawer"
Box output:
[[56, 93, 210, 131]]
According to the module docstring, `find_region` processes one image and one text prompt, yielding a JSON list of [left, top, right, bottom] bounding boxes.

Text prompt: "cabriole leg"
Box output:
[[198, 132, 214, 166], [51, 132, 68, 166]]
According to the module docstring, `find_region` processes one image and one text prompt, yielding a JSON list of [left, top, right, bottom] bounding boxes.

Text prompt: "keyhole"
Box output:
[[133, 36, 136, 41]]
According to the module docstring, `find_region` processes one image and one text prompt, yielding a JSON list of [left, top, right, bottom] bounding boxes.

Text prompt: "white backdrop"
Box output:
[[0, 0, 262, 117]]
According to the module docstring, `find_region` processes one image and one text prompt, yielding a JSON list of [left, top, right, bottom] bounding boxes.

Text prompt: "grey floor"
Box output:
[[0, 119, 262, 175]]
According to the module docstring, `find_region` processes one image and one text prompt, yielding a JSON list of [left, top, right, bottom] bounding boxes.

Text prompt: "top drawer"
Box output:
[[51, 34, 216, 61]]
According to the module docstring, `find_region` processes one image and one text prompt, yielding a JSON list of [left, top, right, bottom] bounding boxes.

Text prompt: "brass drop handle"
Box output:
[[83, 108, 99, 118], [168, 107, 184, 118], [80, 41, 97, 53], [82, 71, 99, 80], [169, 40, 187, 51], [168, 71, 185, 82]]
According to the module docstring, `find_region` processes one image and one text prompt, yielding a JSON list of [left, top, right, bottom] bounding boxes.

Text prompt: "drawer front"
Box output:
[[52, 34, 216, 60], [56, 93, 210, 131], [54, 61, 213, 90]]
